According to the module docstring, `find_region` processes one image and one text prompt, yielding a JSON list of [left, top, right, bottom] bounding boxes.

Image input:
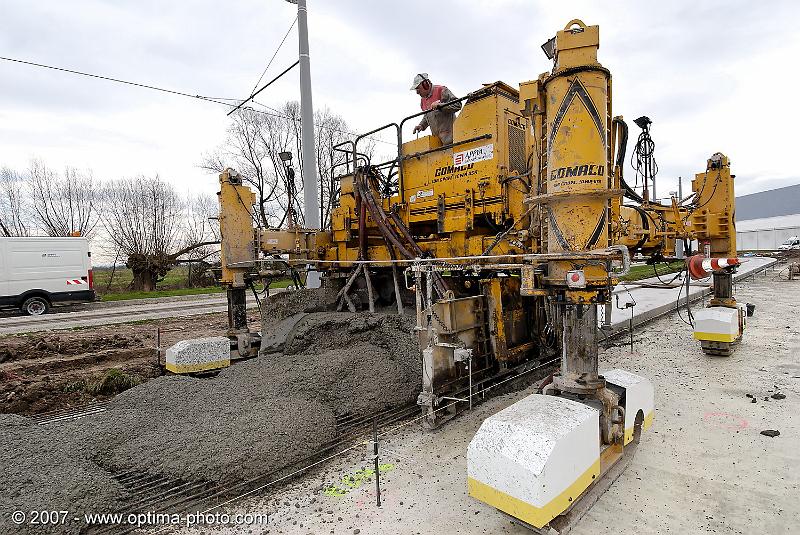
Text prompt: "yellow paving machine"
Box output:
[[215, 19, 745, 533]]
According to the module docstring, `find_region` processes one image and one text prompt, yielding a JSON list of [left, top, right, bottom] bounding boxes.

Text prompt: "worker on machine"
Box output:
[[410, 73, 461, 145]]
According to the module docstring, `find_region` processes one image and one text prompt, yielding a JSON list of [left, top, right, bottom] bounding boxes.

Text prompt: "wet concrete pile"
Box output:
[[67, 312, 420, 485], [72, 377, 339, 485], [1, 289, 422, 529], [0, 415, 126, 534], [258, 312, 422, 416]]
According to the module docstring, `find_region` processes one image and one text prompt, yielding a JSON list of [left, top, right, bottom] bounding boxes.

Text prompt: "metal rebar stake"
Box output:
[[468, 354, 473, 411], [629, 308, 634, 353], [372, 418, 381, 507]]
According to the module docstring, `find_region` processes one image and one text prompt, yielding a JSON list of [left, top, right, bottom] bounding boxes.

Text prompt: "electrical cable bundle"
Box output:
[[676, 264, 696, 328], [630, 116, 658, 199]]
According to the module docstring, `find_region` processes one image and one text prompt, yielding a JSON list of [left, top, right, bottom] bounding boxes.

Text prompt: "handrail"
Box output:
[[332, 140, 370, 179], [349, 86, 494, 205], [400, 133, 492, 161], [354, 122, 401, 201]]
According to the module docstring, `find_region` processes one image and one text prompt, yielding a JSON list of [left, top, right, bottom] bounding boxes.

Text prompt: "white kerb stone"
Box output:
[[165, 336, 230, 373]]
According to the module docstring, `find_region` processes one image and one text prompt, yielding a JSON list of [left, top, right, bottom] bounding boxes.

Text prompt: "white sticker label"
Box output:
[[453, 144, 493, 166], [266, 238, 279, 245], [410, 189, 434, 203]]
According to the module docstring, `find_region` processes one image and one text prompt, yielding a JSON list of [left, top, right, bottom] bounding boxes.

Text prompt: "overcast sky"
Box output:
[[1, 0, 798, 199]]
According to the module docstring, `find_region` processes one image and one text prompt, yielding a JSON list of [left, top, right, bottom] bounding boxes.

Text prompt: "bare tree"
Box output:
[[28, 159, 99, 237], [200, 104, 298, 228], [201, 101, 370, 230], [313, 107, 375, 229], [0, 166, 30, 236], [101, 176, 217, 291], [182, 193, 221, 287]]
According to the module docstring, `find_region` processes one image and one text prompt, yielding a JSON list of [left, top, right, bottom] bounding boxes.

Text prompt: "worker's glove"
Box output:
[[429, 100, 442, 110], [413, 124, 423, 134]]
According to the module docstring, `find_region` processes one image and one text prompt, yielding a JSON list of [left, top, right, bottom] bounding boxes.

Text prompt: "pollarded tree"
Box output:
[[182, 193, 221, 287], [101, 176, 217, 291]]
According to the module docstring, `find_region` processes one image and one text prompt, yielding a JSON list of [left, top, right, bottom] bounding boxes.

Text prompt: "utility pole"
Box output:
[[289, 0, 321, 287]]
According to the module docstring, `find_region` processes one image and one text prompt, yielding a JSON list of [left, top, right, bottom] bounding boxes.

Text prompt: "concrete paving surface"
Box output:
[[182, 268, 798, 535], [601, 256, 777, 335]]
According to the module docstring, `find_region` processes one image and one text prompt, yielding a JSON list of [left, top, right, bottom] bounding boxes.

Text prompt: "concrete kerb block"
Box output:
[[165, 336, 230, 373]]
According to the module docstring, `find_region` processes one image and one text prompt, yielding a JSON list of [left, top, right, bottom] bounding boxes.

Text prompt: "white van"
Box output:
[[778, 236, 800, 251], [0, 237, 96, 315]]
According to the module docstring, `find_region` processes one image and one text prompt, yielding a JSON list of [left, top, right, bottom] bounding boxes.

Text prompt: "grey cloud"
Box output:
[[0, 0, 797, 195]]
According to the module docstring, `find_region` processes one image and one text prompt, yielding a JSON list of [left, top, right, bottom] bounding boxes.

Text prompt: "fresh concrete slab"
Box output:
[[600, 256, 777, 336], [203, 267, 797, 535]]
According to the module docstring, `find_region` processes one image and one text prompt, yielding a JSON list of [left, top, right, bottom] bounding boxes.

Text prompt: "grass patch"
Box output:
[[63, 380, 86, 393], [92, 266, 196, 294], [267, 279, 295, 289], [86, 368, 142, 396], [620, 261, 685, 282], [92, 265, 293, 302], [99, 286, 226, 302]]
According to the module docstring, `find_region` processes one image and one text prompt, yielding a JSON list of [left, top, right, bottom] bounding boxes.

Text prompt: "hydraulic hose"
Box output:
[[613, 117, 644, 204]]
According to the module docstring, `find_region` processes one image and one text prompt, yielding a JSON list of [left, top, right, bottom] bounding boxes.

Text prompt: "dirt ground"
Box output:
[[0, 310, 261, 415]]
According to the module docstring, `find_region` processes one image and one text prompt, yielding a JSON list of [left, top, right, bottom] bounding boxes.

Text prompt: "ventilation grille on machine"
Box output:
[[508, 124, 526, 173]]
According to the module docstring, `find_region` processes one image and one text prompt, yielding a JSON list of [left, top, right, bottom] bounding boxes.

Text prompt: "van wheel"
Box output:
[[22, 297, 50, 316]]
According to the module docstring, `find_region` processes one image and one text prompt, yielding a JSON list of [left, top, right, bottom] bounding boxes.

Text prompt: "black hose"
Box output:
[[353, 166, 448, 297], [624, 204, 651, 250], [613, 117, 644, 204], [614, 117, 628, 170]]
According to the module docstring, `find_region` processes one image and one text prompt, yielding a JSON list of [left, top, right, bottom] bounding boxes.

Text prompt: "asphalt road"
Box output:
[[0, 292, 266, 335]]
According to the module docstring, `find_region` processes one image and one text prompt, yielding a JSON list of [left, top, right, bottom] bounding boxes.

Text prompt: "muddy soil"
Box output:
[[0, 289, 325, 415], [0, 312, 255, 415]]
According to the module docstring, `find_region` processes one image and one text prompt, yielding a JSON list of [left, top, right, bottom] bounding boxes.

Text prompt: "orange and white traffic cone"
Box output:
[[686, 254, 745, 280]]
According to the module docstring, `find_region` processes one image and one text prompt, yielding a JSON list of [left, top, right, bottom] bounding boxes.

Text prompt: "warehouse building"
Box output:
[[736, 183, 800, 251]]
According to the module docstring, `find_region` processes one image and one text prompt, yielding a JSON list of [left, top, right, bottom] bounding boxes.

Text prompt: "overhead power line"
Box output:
[[0, 54, 302, 121], [227, 60, 299, 116], [0, 54, 395, 145], [249, 16, 298, 97], [0, 55, 228, 104]]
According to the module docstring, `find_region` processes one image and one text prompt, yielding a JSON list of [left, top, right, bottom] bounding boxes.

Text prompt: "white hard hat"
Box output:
[[410, 73, 430, 90]]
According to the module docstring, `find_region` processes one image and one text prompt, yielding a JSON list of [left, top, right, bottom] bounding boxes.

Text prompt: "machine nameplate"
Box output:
[[409, 189, 434, 203], [454, 144, 494, 166]]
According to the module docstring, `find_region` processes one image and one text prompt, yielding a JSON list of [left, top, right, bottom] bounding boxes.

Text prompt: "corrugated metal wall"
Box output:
[[737, 226, 800, 251]]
